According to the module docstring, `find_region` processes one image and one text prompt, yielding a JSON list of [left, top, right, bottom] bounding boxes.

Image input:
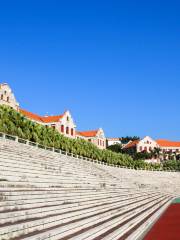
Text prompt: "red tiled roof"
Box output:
[[156, 139, 180, 148], [41, 115, 64, 123], [76, 131, 83, 136], [20, 109, 42, 122], [123, 140, 140, 149], [20, 109, 64, 123], [77, 130, 98, 137]]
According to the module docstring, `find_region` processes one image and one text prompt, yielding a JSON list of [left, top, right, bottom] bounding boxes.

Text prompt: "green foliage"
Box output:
[[0, 105, 133, 166], [163, 160, 180, 171], [133, 151, 153, 160], [0, 105, 179, 171], [107, 144, 123, 153], [123, 147, 161, 161], [121, 136, 140, 144]]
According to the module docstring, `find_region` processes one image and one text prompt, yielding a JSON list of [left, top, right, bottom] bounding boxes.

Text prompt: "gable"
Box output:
[[61, 111, 76, 127], [96, 128, 105, 138], [138, 136, 158, 148], [0, 83, 19, 110]]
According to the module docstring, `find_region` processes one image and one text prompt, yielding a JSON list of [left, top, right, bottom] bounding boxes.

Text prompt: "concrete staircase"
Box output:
[[0, 138, 177, 240]]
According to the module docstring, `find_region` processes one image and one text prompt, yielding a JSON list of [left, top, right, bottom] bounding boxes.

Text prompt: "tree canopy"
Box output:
[[121, 136, 140, 144]]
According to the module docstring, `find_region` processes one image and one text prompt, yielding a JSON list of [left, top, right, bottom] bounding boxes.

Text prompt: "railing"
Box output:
[[0, 131, 179, 172]]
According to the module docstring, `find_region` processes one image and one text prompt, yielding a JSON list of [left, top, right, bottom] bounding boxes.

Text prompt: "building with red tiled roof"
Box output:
[[41, 115, 64, 123], [156, 139, 180, 148], [77, 130, 98, 138], [156, 140, 180, 159], [20, 109, 65, 124], [0, 83, 106, 145], [76, 128, 106, 149], [20, 109, 44, 123], [123, 139, 140, 149], [123, 136, 159, 158], [20, 108, 76, 138], [123, 137, 180, 162]]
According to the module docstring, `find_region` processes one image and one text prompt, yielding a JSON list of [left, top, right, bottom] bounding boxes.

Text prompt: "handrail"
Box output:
[[0, 131, 179, 173]]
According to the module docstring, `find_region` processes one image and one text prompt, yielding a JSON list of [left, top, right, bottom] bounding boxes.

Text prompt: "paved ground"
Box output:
[[144, 198, 180, 240]]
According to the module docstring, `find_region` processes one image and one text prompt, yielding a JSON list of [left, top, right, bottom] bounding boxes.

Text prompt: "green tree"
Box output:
[[0, 105, 178, 171]]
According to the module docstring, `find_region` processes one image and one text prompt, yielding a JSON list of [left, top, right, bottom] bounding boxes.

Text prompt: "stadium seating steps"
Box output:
[[0, 134, 179, 240]]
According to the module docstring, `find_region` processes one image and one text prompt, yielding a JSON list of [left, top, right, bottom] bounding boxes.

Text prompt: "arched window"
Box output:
[[139, 146, 143, 152], [7, 97, 9, 102], [1, 94, 3, 100], [66, 127, 69, 134], [71, 128, 74, 136], [61, 125, 64, 133]]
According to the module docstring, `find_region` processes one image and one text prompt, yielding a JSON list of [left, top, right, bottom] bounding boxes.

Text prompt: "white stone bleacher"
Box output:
[[99, 163, 180, 196], [0, 135, 177, 240]]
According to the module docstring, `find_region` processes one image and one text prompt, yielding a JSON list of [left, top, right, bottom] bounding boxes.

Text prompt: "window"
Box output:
[[61, 125, 64, 133], [66, 127, 69, 134], [88, 139, 91, 142], [71, 128, 74, 136], [98, 139, 100, 145], [51, 124, 55, 129], [1, 94, 3, 100], [139, 146, 142, 152], [4, 91, 7, 95], [67, 116, 69, 121], [144, 147, 147, 152], [7, 97, 9, 102], [100, 140, 102, 146]]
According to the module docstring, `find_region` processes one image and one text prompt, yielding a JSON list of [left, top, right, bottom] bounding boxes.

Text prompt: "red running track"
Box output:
[[144, 204, 180, 240]]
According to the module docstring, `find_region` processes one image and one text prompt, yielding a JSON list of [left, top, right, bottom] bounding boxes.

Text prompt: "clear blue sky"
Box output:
[[0, 1, 180, 140]]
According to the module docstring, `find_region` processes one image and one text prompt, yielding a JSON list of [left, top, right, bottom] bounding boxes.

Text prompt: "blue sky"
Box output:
[[0, 0, 180, 139]]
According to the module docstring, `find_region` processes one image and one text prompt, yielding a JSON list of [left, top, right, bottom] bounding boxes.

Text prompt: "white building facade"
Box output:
[[106, 138, 122, 147], [0, 83, 19, 111], [123, 136, 159, 153], [76, 128, 106, 149], [137, 136, 159, 153]]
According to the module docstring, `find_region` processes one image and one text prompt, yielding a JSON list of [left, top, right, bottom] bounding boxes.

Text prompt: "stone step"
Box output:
[[0, 193, 157, 225], [0, 195, 164, 239]]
